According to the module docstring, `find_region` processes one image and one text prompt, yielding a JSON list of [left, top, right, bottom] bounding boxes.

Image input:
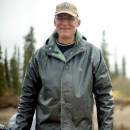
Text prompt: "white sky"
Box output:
[[0, 0, 130, 78]]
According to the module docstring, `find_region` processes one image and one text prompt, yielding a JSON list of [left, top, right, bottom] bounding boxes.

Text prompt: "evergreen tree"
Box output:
[[4, 48, 11, 89], [10, 45, 21, 94], [17, 46, 22, 83], [100, 30, 110, 72], [23, 26, 36, 78], [114, 48, 119, 76], [122, 55, 126, 77], [0, 45, 6, 97]]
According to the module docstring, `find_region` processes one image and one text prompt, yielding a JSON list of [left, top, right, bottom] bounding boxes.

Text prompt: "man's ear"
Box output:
[[77, 19, 81, 27], [54, 18, 56, 26]]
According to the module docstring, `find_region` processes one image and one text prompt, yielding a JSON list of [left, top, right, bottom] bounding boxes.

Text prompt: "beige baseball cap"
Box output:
[[55, 2, 79, 17]]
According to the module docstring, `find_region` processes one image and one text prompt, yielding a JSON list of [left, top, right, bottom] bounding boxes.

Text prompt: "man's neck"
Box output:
[[57, 36, 75, 45]]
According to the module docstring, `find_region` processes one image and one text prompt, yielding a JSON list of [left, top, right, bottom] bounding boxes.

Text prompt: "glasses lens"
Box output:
[[56, 16, 76, 23]]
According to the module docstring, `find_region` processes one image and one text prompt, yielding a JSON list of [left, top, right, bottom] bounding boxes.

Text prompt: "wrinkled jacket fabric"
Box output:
[[16, 30, 114, 130]]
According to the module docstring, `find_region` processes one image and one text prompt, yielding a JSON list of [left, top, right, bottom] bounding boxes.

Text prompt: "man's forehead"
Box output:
[[57, 13, 74, 17]]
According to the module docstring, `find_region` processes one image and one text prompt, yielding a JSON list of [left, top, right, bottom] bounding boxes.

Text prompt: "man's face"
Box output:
[[54, 13, 81, 41]]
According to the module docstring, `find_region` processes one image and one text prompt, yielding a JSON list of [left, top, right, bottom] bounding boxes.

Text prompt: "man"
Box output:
[[16, 2, 114, 130]]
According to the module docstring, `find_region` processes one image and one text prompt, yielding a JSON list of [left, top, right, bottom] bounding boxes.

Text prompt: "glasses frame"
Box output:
[[55, 15, 78, 23]]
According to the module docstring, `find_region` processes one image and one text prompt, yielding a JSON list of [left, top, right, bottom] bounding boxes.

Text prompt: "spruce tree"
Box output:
[[114, 48, 119, 76], [100, 30, 110, 72], [4, 48, 11, 90], [0, 45, 6, 97], [122, 55, 126, 77], [10, 45, 21, 95], [23, 26, 36, 78]]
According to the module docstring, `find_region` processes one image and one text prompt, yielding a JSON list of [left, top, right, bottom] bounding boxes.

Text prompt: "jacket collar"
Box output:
[[43, 29, 87, 62]]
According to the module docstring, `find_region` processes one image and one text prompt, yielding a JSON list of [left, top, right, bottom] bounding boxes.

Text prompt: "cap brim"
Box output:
[[55, 11, 77, 17]]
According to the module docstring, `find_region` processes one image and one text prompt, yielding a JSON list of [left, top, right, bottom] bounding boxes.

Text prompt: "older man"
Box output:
[[16, 2, 114, 130]]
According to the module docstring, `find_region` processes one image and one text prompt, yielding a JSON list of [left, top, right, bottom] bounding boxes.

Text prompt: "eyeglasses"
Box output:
[[56, 16, 77, 23]]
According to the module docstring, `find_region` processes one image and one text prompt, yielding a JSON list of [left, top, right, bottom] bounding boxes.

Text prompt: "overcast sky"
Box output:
[[0, 0, 130, 78]]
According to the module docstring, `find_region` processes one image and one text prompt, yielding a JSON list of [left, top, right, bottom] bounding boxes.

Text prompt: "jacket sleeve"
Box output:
[[92, 49, 114, 130], [15, 52, 41, 130]]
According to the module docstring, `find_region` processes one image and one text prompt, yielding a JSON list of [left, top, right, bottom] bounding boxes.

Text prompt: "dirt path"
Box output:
[[93, 104, 130, 130], [114, 105, 130, 129], [0, 105, 130, 129], [0, 107, 17, 126]]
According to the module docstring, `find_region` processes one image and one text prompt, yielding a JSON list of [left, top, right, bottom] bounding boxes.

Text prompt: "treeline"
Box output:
[[0, 27, 36, 97], [0, 27, 127, 97], [100, 30, 126, 79]]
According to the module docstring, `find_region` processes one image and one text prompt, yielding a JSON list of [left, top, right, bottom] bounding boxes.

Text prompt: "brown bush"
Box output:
[[0, 95, 20, 109]]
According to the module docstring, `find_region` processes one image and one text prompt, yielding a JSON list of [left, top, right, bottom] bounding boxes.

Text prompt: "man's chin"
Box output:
[[61, 36, 70, 39], [60, 33, 70, 38]]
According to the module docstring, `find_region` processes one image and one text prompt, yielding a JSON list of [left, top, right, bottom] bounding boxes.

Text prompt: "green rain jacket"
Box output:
[[16, 30, 114, 130]]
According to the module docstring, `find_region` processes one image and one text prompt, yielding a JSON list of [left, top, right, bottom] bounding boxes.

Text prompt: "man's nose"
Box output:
[[62, 18, 68, 24]]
